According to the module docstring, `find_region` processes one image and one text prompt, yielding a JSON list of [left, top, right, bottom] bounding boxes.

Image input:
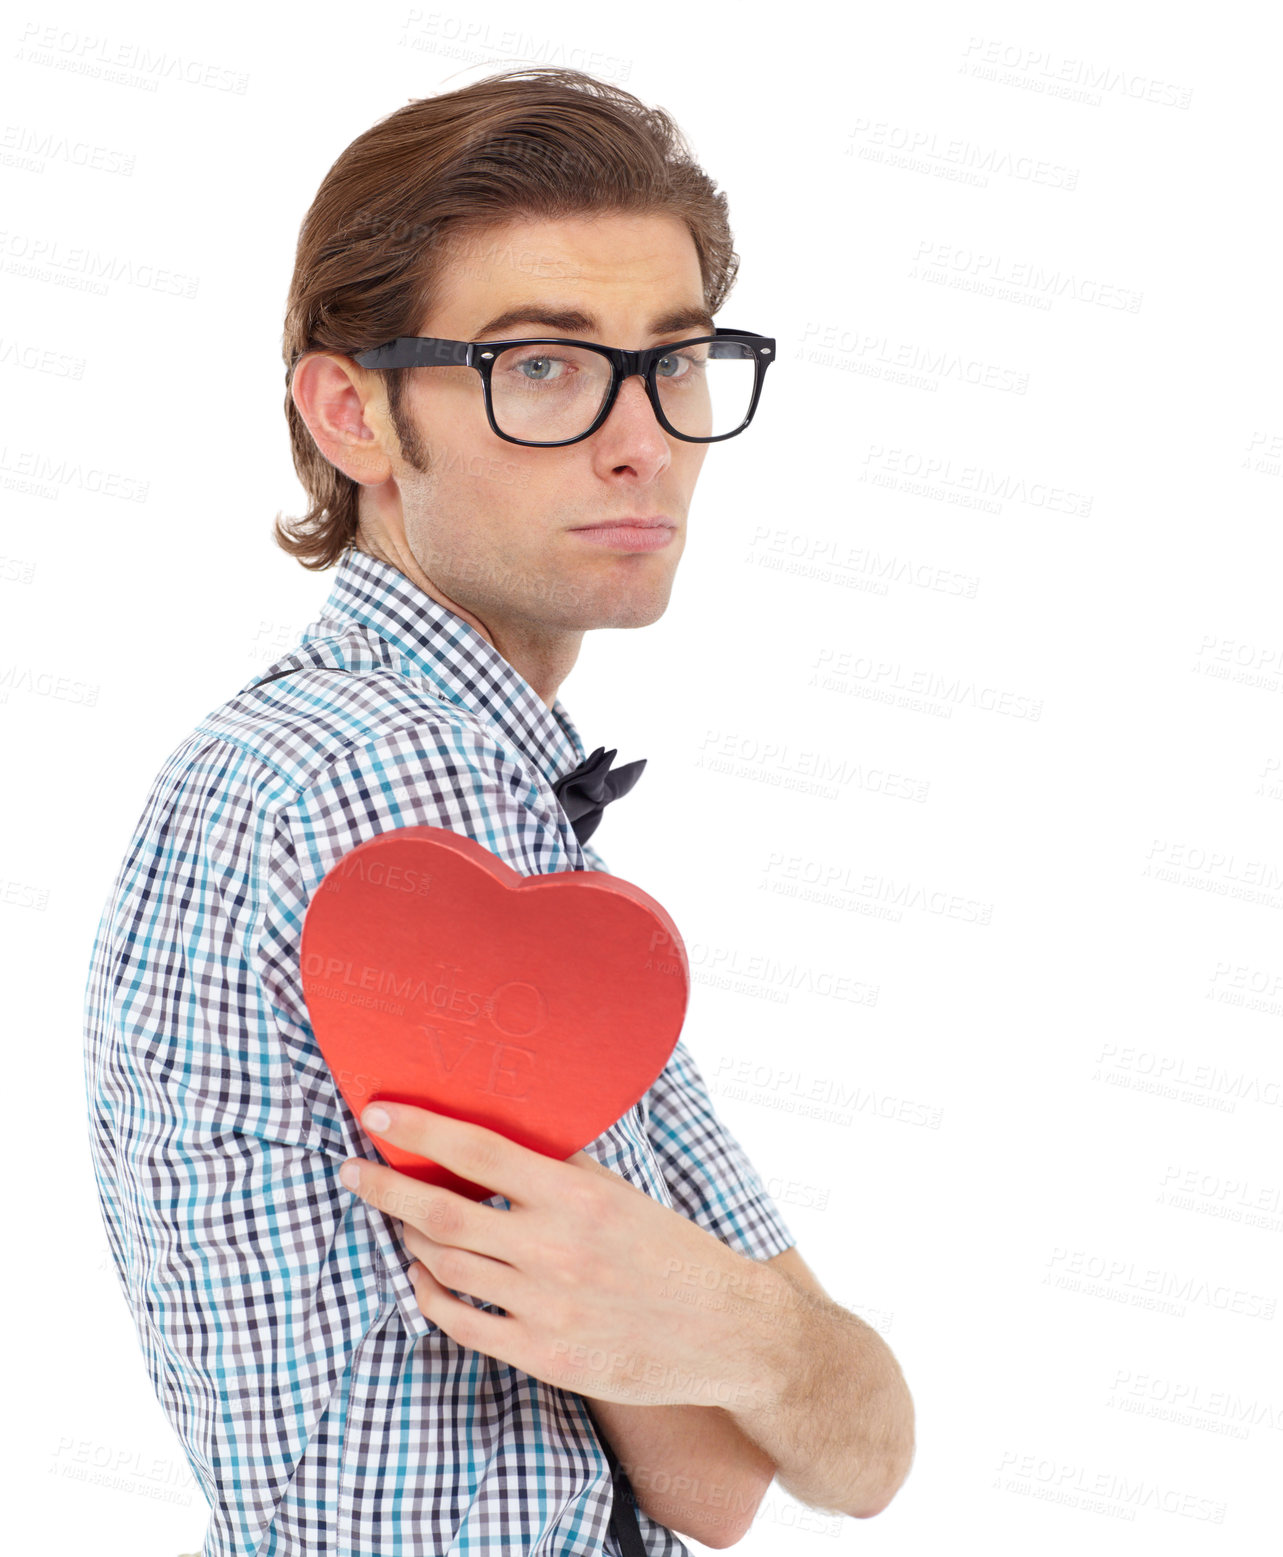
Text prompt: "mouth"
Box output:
[[567, 517, 678, 552], [568, 516, 677, 531]]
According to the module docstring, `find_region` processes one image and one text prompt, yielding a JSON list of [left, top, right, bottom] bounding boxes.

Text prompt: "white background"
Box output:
[[2, 2, 1280, 1553]]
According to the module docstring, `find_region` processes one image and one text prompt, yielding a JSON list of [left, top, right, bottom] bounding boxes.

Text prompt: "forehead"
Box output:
[[425, 211, 706, 335]]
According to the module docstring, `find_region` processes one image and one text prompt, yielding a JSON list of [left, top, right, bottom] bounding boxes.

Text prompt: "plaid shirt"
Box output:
[[83, 544, 796, 1556]]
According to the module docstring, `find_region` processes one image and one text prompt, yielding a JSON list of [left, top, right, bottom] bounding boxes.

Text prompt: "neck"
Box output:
[[485, 619, 584, 710], [352, 538, 582, 710]]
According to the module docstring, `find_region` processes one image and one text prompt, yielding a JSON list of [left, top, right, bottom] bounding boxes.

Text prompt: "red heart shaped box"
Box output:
[[300, 826, 689, 1200]]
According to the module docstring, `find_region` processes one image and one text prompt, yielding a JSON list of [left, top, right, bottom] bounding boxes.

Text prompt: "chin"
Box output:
[[581, 592, 672, 630]]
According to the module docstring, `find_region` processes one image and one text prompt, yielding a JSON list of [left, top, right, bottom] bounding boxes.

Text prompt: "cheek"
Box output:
[[677, 441, 708, 477], [416, 379, 482, 444]]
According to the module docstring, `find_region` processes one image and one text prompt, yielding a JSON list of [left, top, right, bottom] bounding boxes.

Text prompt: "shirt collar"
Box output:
[[305, 545, 588, 791]]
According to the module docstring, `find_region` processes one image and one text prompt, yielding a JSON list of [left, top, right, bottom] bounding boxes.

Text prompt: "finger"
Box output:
[[341, 1159, 515, 1263], [359, 1101, 561, 1206], [408, 1261, 526, 1366], [404, 1226, 524, 1315]]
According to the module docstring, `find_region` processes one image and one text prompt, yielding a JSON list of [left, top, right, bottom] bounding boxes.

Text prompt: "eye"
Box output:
[[507, 351, 582, 384], [515, 354, 565, 382], [655, 346, 705, 381]]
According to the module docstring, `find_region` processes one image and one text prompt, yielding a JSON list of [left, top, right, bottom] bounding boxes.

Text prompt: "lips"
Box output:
[[572, 517, 675, 531]]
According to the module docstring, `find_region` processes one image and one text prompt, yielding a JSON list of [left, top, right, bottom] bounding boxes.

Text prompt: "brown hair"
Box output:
[[274, 67, 742, 571]]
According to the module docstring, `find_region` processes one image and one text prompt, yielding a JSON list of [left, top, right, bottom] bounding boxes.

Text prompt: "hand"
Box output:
[[338, 1102, 784, 1412]]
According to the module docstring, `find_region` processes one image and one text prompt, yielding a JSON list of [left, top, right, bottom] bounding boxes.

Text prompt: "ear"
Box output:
[[291, 350, 394, 486]]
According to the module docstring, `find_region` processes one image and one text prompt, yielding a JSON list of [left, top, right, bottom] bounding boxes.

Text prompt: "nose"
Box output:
[[608, 371, 664, 430], [588, 370, 671, 478]]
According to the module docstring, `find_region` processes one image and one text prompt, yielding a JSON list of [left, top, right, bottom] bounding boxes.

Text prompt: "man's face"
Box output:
[[363, 211, 711, 635]]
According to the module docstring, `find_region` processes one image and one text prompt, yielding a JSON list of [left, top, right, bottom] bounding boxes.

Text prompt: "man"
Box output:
[[84, 68, 913, 1555]]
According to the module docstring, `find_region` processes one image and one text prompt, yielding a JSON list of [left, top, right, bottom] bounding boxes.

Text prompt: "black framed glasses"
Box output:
[[349, 328, 775, 448]]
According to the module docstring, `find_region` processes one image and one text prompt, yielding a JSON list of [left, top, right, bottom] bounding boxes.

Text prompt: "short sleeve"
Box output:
[[255, 717, 587, 1341], [643, 1035, 797, 1261]]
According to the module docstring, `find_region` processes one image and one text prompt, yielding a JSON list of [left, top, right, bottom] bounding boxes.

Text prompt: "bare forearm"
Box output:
[[586, 1398, 776, 1548], [728, 1271, 915, 1518]]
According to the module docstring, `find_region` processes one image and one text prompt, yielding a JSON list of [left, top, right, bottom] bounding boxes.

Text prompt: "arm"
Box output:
[[586, 1245, 914, 1543], [585, 1385, 778, 1550], [634, 1036, 914, 1519], [725, 1244, 916, 1518]]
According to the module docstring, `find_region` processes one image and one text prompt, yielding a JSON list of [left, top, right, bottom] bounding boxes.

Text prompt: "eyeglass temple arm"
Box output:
[[709, 328, 771, 359], [352, 338, 473, 370]]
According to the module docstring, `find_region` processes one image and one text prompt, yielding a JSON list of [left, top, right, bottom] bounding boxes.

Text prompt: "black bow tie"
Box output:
[[551, 746, 646, 846]]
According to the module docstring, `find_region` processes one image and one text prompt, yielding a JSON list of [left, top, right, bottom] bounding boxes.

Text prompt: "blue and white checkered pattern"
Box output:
[[83, 544, 796, 1555]]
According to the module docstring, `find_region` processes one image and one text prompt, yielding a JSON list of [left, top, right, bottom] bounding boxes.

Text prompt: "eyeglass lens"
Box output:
[[488, 339, 755, 442]]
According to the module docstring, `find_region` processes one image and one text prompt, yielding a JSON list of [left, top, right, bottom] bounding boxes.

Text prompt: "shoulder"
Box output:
[[197, 628, 487, 796], [182, 632, 583, 871], [132, 628, 588, 887]]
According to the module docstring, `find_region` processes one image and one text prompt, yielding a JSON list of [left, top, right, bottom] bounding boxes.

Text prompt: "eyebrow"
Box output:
[[470, 303, 715, 340]]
